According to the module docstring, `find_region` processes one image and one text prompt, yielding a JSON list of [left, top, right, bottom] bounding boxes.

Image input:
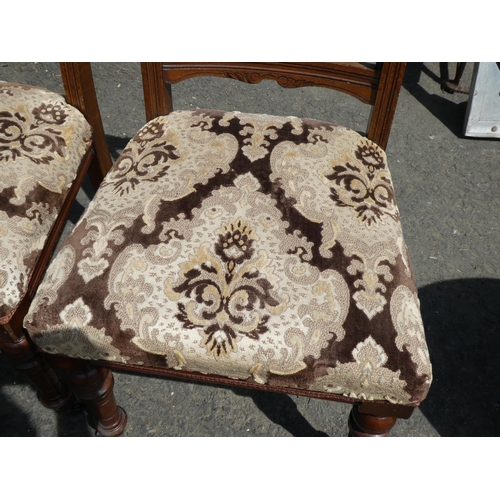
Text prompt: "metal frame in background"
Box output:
[[464, 62, 500, 139]]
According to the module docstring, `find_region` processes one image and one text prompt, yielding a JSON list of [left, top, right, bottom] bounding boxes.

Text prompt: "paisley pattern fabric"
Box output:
[[25, 109, 432, 404], [0, 82, 91, 321]]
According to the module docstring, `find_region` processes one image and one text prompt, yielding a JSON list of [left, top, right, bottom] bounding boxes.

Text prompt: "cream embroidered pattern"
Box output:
[[326, 141, 399, 227], [0, 83, 91, 320], [23, 109, 432, 404], [166, 219, 286, 358], [309, 336, 411, 404]]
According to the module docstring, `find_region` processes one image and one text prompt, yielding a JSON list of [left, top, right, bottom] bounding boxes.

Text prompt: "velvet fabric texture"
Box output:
[[0, 82, 91, 322], [25, 109, 432, 405]]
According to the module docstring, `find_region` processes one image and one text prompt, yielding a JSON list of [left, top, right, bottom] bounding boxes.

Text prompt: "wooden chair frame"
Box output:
[[0, 63, 112, 412], [36, 62, 414, 437], [142, 62, 406, 150]]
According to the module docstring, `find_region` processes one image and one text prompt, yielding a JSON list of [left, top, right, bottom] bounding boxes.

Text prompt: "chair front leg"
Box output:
[[348, 405, 397, 437], [65, 362, 127, 437]]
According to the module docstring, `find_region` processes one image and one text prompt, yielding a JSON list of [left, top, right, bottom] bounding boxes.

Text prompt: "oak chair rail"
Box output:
[[46, 353, 417, 420], [41, 348, 415, 437]]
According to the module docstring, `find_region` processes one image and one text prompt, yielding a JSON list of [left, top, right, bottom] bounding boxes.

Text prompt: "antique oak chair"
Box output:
[[0, 63, 111, 411], [24, 63, 432, 436]]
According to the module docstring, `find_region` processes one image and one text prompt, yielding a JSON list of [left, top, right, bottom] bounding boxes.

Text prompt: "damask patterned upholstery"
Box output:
[[0, 82, 91, 322], [24, 109, 432, 405]]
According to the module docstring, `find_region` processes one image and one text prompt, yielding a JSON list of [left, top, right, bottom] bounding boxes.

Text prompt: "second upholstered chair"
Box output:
[[24, 63, 432, 436], [0, 63, 111, 412]]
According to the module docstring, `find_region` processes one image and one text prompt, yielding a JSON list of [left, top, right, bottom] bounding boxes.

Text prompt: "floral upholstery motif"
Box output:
[[25, 109, 432, 405], [0, 82, 91, 321]]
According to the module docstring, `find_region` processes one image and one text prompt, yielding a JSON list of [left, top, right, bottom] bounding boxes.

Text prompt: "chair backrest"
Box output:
[[141, 62, 406, 151]]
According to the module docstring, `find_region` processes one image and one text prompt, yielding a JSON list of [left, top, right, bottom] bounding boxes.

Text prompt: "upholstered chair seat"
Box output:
[[25, 109, 432, 407], [0, 82, 92, 323]]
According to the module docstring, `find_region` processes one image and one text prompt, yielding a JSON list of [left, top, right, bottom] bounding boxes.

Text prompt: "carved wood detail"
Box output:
[[224, 71, 317, 89], [161, 62, 380, 104], [153, 62, 406, 149]]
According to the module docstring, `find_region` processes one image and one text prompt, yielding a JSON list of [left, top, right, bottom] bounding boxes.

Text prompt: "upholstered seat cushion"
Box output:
[[0, 82, 92, 321], [25, 109, 432, 405]]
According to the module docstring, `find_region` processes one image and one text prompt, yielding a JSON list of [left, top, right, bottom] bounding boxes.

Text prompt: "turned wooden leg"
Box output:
[[0, 331, 74, 412], [348, 405, 397, 437], [66, 364, 127, 437]]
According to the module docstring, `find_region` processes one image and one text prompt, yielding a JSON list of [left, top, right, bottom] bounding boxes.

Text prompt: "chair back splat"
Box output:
[[23, 62, 433, 437], [142, 62, 406, 150]]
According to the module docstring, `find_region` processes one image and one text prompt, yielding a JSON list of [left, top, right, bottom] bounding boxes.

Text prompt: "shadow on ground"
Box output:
[[0, 355, 94, 437], [402, 62, 469, 138], [107, 135, 131, 162], [230, 388, 328, 437], [0, 358, 37, 436], [418, 278, 500, 436]]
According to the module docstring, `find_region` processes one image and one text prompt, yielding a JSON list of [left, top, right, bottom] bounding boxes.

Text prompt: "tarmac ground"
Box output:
[[1, 62, 499, 437]]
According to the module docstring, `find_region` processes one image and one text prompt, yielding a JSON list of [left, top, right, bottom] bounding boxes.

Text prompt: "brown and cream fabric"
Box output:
[[0, 82, 92, 322], [25, 109, 432, 405]]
